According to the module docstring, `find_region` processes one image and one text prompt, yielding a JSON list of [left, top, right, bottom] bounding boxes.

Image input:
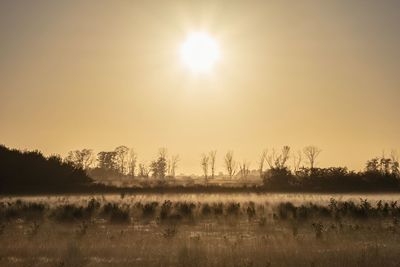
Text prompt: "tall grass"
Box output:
[[2, 197, 400, 267], [2, 198, 400, 224]]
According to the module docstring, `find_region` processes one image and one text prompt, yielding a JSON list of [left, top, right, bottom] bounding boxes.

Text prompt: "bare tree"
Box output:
[[81, 149, 95, 170], [159, 148, 168, 160], [209, 150, 217, 179], [265, 148, 276, 168], [390, 150, 399, 176], [97, 151, 117, 171], [292, 150, 303, 172], [201, 154, 210, 180], [264, 146, 290, 169], [114, 145, 129, 174], [380, 157, 391, 175], [168, 154, 179, 178], [239, 160, 251, 179], [303, 146, 322, 170], [366, 158, 379, 172], [65, 149, 94, 170], [127, 148, 137, 178], [366, 151, 399, 176], [224, 151, 237, 179], [258, 149, 268, 177], [138, 163, 150, 178], [278, 146, 290, 168]]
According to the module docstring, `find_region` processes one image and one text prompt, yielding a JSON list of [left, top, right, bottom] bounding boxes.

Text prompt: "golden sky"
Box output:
[[1, 0, 399, 174]]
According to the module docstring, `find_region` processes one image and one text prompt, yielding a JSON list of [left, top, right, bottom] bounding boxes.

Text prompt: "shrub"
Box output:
[[226, 202, 240, 216], [86, 198, 101, 215], [175, 202, 196, 218], [212, 203, 224, 216], [51, 204, 89, 222], [101, 203, 130, 224], [201, 203, 212, 216], [160, 200, 173, 220], [246, 202, 256, 220], [141, 202, 159, 218], [262, 167, 295, 189], [297, 205, 309, 220], [277, 202, 296, 220], [1, 201, 47, 221]]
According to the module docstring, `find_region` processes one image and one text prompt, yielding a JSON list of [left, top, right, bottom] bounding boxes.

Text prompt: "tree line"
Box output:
[[65, 146, 180, 180], [65, 145, 400, 189], [259, 146, 400, 191], [2, 143, 400, 193]]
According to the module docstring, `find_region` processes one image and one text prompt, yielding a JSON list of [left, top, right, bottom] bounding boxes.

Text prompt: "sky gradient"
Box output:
[[1, 0, 400, 174]]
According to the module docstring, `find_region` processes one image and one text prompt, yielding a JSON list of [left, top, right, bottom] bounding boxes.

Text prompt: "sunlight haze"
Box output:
[[1, 0, 400, 174]]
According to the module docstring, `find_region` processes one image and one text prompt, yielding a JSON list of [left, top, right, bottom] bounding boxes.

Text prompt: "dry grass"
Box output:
[[1, 195, 400, 267]]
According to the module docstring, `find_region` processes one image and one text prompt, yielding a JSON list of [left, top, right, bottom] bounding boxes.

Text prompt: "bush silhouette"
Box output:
[[0, 145, 92, 193]]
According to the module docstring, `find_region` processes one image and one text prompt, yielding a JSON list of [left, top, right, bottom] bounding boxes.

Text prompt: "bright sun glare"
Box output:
[[180, 32, 220, 73]]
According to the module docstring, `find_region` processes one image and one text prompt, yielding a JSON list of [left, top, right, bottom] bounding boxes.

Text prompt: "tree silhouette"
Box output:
[[128, 148, 137, 178], [150, 148, 168, 179], [224, 151, 237, 179], [201, 154, 209, 180], [97, 151, 117, 171], [258, 149, 268, 177], [391, 151, 400, 176], [0, 145, 92, 193], [303, 146, 321, 170], [209, 150, 217, 179], [292, 150, 303, 173], [265, 146, 290, 169], [138, 163, 150, 178], [239, 160, 250, 179], [65, 149, 94, 170], [114, 146, 129, 174], [168, 154, 179, 178], [3, 143, 400, 193]]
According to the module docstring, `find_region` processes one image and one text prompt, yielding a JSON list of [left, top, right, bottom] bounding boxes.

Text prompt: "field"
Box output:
[[1, 193, 400, 267]]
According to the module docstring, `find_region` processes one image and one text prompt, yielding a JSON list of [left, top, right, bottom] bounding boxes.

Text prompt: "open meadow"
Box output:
[[1, 193, 400, 267]]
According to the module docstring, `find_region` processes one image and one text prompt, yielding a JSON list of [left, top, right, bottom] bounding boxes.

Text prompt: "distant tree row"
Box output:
[[66, 146, 179, 180], [257, 146, 400, 191], [2, 143, 400, 193], [196, 145, 400, 190], [65, 145, 400, 191], [199, 146, 322, 180]]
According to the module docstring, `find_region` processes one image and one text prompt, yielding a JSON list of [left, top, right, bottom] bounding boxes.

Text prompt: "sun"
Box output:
[[180, 32, 220, 73]]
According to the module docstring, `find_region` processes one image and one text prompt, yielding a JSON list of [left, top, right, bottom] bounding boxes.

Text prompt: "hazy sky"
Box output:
[[1, 0, 399, 174]]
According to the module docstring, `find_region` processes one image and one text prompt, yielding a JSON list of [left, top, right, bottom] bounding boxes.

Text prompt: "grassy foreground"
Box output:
[[1, 197, 400, 267]]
